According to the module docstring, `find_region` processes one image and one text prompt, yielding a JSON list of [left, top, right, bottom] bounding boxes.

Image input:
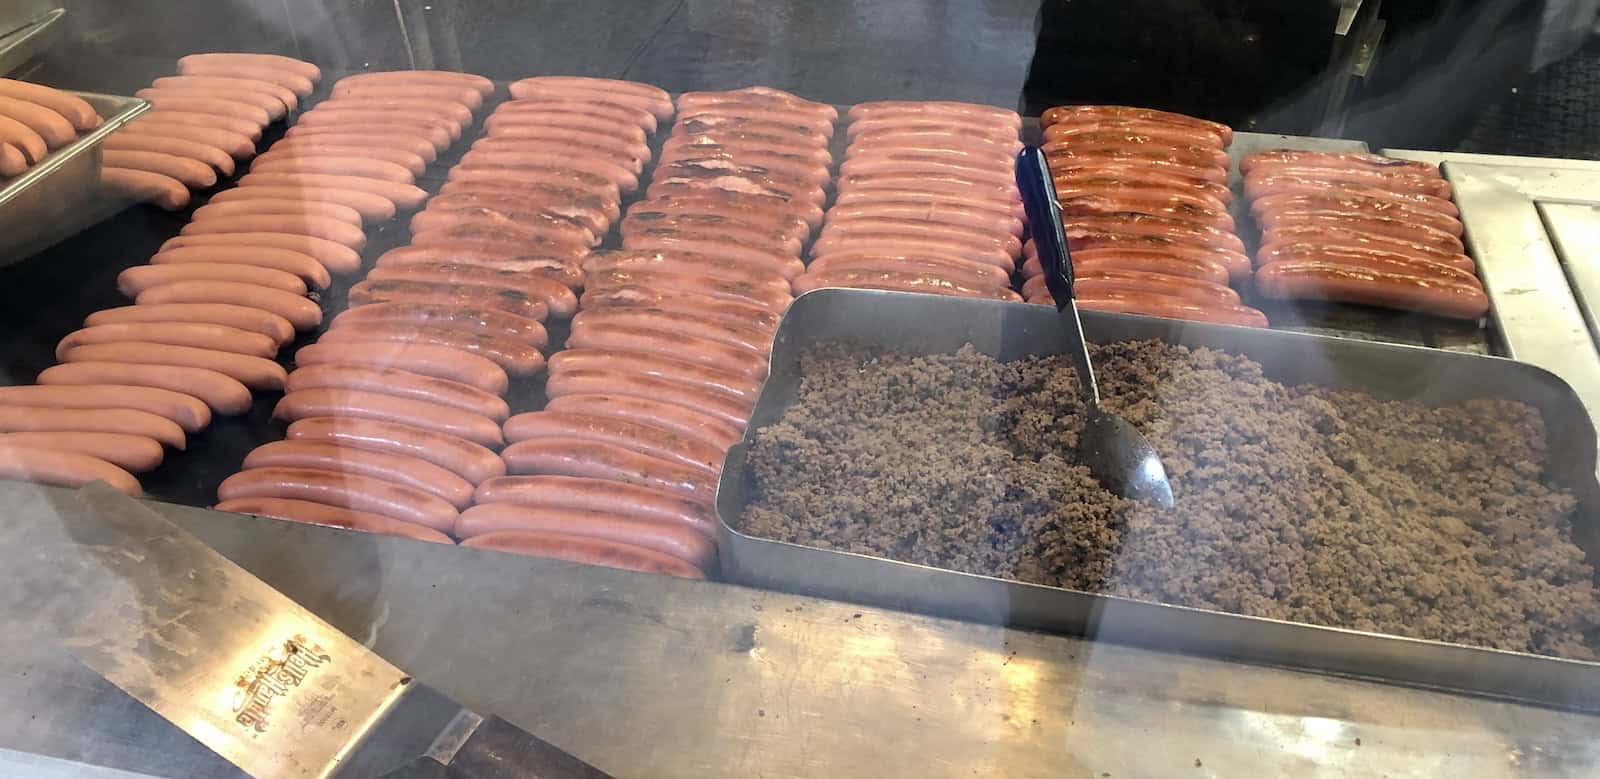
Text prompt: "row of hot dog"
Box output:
[[0, 78, 102, 177]]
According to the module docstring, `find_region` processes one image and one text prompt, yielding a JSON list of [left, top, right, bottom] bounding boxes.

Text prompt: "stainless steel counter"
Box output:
[[0, 482, 1595, 778]]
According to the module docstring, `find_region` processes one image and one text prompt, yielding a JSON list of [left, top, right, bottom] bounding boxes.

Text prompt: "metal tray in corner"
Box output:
[[0, 91, 148, 263], [715, 288, 1600, 712]]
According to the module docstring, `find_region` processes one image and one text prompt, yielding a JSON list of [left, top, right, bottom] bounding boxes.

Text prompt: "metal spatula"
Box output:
[[1015, 146, 1175, 508]]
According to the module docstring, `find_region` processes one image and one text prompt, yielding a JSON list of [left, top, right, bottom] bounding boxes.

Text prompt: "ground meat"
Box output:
[[739, 339, 1600, 659]]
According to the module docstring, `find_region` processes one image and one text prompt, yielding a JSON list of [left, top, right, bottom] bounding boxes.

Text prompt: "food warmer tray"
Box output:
[[715, 288, 1600, 712], [0, 91, 147, 263]]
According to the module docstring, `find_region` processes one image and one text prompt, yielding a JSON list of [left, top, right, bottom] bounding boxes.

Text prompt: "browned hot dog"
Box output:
[[545, 368, 752, 430], [544, 394, 741, 453], [565, 323, 768, 380], [317, 321, 546, 376], [347, 279, 558, 321], [548, 349, 760, 407], [570, 307, 774, 353], [1255, 260, 1489, 319], [330, 301, 548, 344]]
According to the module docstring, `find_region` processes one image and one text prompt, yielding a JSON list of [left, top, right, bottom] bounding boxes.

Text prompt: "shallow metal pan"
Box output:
[[716, 288, 1600, 712], [0, 91, 148, 263]]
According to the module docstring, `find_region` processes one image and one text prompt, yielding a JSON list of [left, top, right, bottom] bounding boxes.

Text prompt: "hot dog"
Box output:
[[545, 369, 752, 430], [1023, 269, 1240, 306], [58, 321, 278, 360], [294, 341, 507, 394], [579, 286, 782, 332], [1255, 261, 1490, 319], [318, 97, 473, 129], [507, 76, 674, 120], [330, 301, 548, 344], [38, 362, 251, 415], [281, 126, 440, 162], [411, 206, 598, 248], [587, 268, 793, 312], [251, 153, 416, 184], [326, 83, 481, 112], [623, 214, 800, 257], [237, 172, 428, 210], [207, 185, 397, 223], [619, 233, 804, 281], [1256, 243, 1478, 278], [793, 269, 1022, 300], [100, 168, 189, 210], [347, 279, 554, 321], [117, 263, 306, 297], [581, 250, 790, 291], [86, 303, 294, 346], [570, 307, 774, 353], [499, 438, 713, 505], [179, 212, 367, 249], [286, 364, 510, 422], [0, 384, 210, 432], [0, 405, 185, 449], [178, 52, 322, 83], [259, 141, 427, 176], [548, 349, 761, 407], [459, 530, 706, 579], [812, 232, 1013, 271], [544, 394, 741, 453], [0, 95, 77, 147], [132, 91, 273, 127], [1019, 249, 1231, 286], [803, 254, 1013, 292], [565, 323, 768, 380], [425, 189, 614, 235], [474, 474, 716, 538], [60, 342, 287, 391], [215, 497, 453, 544], [408, 223, 590, 264], [0, 432, 163, 473], [1259, 213, 1464, 255], [294, 108, 455, 145], [192, 198, 363, 229], [1042, 105, 1232, 145], [453, 505, 714, 569], [504, 411, 723, 475], [273, 388, 503, 447], [286, 416, 503, 485], [334, 70, 493, 96], [1244, 162, 1451, 198], [824, 200, 1023, 238], [819, 216, 1023, 258], [243, 440, 475, 509], [1050, 290, 1269, 327], [317, 322, 546, 376], [1240, 149, 1440, 177], [1244, 174, 1458, 216], [160, 231, 361, 275], [0, 77, 102, 130], [356, 269, 578, 318], [119, 120, 254, 159], [137, 109, 262, 140], [1058, 193, 1235, 232], [134, 280, 321, 330], [495, 97, 657, 132], [1251, 192, 1463, 237], [217, 466, 457, 531], [103, 133, 235, 175], [1042, 118, 1225, 149], [151, 74, 297, 113], [0, 445, 140, 495]]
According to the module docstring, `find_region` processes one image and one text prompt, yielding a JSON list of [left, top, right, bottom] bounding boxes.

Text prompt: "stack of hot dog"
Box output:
[[0, 78, 102, 178], [104, 52, 321, 209], [1026, 105, 1268, 327], [1242, 151, 1487, 320], [456, 85, 832, 581], [797, 100, 1024, 300], [207, 71, 503, 543]]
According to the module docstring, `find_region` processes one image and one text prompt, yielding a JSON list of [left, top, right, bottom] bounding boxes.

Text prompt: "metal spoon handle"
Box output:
[[1016, 146, 1100, 405]]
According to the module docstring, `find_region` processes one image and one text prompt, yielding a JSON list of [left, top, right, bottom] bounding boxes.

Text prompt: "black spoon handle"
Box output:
[[1016, 145, 1099, 405]]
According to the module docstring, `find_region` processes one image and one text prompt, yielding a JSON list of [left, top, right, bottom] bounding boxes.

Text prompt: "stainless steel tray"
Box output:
[[0, 91, 147, 262], [715, 288, 1600, 711], [0, 7, 64, 75]]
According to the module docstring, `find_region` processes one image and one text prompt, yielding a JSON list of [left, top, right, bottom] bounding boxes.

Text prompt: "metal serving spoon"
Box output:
[[1015, 145, 1175, 508]]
